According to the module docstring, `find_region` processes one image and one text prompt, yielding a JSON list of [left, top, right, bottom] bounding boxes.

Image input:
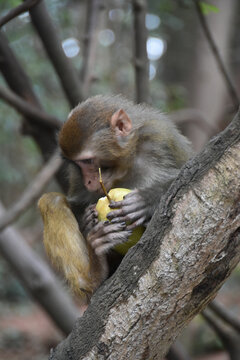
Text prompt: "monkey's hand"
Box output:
[[81, 204, 99, 237], [87, 189, 151, 255], [82, 205, 131, 255], [87, 220, 133, 255], [107, 189, 152, 230]]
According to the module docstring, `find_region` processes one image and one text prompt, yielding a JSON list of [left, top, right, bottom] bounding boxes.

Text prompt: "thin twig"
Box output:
[[99, 168, 111, 202], [194, 0, 240, 109], [132, 0, 149, 103], [209, 300, 240, 333], [81, 0, 105, 98], [0, 84, 61, 129], [202, 308, 240, 357], [0, 0, 40, 28], [0, 151, 62, 231], [29, 0, 83, 107], [0, 26, 68, 192]]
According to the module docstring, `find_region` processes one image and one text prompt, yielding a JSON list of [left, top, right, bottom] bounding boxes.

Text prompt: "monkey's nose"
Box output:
[[83, 175, 100, 192]]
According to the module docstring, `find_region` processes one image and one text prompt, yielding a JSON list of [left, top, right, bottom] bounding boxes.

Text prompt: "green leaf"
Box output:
[[199, 2, 219, 15]]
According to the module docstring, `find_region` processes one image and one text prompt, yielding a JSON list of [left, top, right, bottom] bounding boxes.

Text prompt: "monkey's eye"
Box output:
[[78, 159, 94, 165]]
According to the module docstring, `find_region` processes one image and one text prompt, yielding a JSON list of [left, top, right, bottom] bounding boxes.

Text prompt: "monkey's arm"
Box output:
[[87, 169, 179, 255], [108, 168, 179, 227]]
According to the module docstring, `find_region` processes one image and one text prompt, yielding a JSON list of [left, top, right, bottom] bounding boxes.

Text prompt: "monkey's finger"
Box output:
[[87, 222, 127, 246], [109, 209, 146, 228], [82, 218, 98, 235], [109, 198, 145, 212], [109, 191, 143, 209], [83, 210, 98, 227], [83, 205, 98, 221], [120, 209, 146, 225], [126, 215, 147, 229], [107, 205, 146, 222], [122, 189, 140, 202], [92, 230, 133, 254], [85, 203, 96, 213], [92, 222, 127, 238]]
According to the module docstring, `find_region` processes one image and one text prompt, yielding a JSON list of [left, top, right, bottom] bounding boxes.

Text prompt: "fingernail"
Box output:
[[110, 218, 118, 223]]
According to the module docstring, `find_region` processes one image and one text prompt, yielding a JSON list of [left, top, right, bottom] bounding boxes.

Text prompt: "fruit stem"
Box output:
[[99, 168, 111, 203]]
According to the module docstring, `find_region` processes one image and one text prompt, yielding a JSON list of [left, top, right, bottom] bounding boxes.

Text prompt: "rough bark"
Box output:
[[49, 110, 240, 359]]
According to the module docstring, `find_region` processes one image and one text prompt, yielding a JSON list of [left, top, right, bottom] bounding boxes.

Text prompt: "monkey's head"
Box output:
[[59, 95, 137, 193]]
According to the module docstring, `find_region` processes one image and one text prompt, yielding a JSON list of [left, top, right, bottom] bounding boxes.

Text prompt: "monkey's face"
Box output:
[[72, 148, 118, 193], [59, 98, 134, 194]]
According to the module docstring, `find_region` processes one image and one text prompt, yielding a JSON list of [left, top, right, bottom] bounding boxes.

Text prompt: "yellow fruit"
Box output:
[[96, 188, 145, 255]]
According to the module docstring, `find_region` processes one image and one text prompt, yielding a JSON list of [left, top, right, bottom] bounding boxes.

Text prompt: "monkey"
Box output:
[[38, 94, 192, 302]]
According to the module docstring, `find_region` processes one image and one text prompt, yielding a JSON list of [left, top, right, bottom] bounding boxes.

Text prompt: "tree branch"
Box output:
[[166, 340, 191, 360], [0, 203, 79, 334], [28, 0, 83, 107], [202, 308, 240, 359], [0, 30, 42, 107], [0, 84, 61, 129], [81, 0, 105, 98], [0, 30, 68, 192], [0, 151, 62, 231], [194, 0, 240, 109], [209, 300, 240, 332], [132, 0, 149, 103], [0, 0, 40, 28], [49, 108, 240, 358]]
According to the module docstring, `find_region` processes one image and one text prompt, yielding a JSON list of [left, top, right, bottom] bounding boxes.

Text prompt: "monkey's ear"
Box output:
[[110, 109, 132, 136]]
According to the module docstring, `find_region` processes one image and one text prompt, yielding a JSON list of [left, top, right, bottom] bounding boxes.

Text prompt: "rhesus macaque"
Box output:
[[38, 95, 192, 302]]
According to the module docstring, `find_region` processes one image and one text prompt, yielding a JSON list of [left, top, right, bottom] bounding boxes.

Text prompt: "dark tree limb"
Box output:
[[49, 108, 240, 358], [209, 300, 240, 333], [0, 0, 40, 28], [81, 0, 105, 98], [0, 151, 62, 231], [166, 340, 191, 360], [0, 84, 61, 129], [202, 308, 240, 360], [0, 202, 79, 335], [0, 30, 68, 192], [28, 0, 83, 107], [194, 0, 240, 109], [0, 30, 42, 107], [132, 0, 149, 103]]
